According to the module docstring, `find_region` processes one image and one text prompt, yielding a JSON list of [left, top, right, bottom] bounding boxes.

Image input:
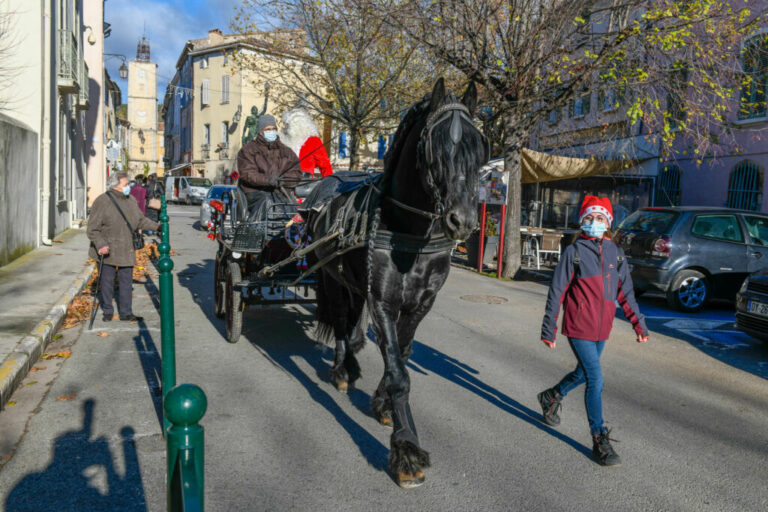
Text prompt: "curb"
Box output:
[[0, 264, 94, 408]]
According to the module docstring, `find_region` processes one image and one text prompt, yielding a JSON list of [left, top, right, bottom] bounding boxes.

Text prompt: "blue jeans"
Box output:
[[553, 338, 606, 435]]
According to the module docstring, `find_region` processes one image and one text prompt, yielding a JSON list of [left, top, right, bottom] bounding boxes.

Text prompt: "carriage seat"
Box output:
[[300, 171, 379, 214]]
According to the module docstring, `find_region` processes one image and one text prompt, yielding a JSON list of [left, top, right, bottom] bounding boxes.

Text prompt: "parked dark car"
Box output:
[[736, 270, 768, 341], [615, 207, 768, 312]]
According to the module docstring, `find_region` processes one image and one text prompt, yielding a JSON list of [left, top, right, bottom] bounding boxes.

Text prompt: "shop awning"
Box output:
[[521, 148, 637, 184]]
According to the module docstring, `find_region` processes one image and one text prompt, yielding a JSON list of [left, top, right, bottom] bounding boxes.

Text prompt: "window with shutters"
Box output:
[[221, 75, 229, 104], [221, 121, 229, 146], [739, 34, 768, 120], [667, 64, 689, 130], [338, 132, 348, 158], [200, 56, 208, 69], [655, 165, 681, 207], [203, 124, 210, 146], [727, 160, 764, 211], [201, 79, 210, 107]]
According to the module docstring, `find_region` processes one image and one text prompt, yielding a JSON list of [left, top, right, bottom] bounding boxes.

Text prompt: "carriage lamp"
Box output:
[[232, 252, 242, 259], [234, 105, 242, 123]]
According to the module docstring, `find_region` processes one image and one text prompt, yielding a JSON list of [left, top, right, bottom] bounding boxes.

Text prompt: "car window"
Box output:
[[206, 187, 232, 200], [188, 178, 212, 187], [618, 210, 678, 233], [691, 214, 744, 243], [743, 215, 768, 246], [180, 179, 188, 189]]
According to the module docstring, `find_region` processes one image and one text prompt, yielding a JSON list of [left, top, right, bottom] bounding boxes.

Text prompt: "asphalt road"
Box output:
[[1, 204, 767, 512]]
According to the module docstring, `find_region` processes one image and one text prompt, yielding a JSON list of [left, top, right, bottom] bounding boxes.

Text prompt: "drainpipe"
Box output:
[[40, 0, 52, 246]]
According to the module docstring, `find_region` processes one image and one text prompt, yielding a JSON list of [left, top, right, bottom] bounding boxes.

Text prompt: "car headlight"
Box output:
[[202, 202, 210, 211], [739, 278, 748, 294]]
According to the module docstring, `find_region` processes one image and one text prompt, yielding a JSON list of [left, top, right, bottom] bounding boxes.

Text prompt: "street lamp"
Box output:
[[105, 53, 129, 79]]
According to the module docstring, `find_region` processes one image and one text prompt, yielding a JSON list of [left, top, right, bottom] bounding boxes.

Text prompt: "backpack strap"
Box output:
[[106, 191, 136, 233], [573, 242, 580, 274]]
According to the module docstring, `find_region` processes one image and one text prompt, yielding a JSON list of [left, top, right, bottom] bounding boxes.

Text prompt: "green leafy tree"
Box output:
[[397, 0, 764, 277]]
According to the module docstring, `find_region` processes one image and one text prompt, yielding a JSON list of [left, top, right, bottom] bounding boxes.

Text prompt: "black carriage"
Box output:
[[208, 183, 320, 343]]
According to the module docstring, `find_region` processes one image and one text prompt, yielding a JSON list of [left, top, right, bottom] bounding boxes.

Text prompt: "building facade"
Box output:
[[0, 0, 90, 265]]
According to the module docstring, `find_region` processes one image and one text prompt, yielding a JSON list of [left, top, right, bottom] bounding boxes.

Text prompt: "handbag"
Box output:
[[147, 197, 161, 210], [107, 192, 145, 250]]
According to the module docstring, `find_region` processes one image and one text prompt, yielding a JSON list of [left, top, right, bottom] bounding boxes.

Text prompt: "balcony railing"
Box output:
[[57, 29, 79, 93], [77, 60, 90, 110]]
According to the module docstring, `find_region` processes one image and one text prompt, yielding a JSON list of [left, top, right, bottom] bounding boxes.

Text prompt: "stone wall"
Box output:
[[0, 114, 39, 266]]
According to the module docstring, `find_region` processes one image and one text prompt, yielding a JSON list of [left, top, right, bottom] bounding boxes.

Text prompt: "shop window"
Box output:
[[727, 160, 763, 211], [655, 165, 681, 206]]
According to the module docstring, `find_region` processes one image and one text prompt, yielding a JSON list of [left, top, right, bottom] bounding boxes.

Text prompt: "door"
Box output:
[[180, 178, 189, 201], [689, 214, 749, 298], [742, 214, 768, 273]]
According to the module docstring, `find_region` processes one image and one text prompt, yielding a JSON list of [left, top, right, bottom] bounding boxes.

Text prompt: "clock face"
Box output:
[[136, 109, 147, 119], [139, 70, 146, 79]]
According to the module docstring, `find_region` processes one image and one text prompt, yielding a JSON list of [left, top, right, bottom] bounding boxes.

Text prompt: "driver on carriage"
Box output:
[[236, 114, 303, 218]]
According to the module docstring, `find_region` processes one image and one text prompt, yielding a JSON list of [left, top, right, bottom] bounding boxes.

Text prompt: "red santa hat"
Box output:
[[578, 195, 613, 224]]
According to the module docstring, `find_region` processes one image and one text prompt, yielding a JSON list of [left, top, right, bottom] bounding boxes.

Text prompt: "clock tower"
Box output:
[[127, 34, 158, 176]]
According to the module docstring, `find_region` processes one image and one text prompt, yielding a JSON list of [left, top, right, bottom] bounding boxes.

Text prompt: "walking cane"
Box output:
[[88, 254, 105, 330]]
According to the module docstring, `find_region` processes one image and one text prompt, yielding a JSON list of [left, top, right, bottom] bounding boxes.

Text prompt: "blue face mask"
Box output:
[[263, 130, 278, 142], [122, 185, 131, 196], [582, 220, 608, 238]]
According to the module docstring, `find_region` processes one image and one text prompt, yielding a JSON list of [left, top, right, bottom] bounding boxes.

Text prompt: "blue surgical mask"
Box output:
[[263, 130, 278, 142], [582, 220, 608, 238], [122, 186, 131, 196]]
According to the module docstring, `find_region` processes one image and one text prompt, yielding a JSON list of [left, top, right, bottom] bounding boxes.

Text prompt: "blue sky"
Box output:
[[104, 0, 242, 104]]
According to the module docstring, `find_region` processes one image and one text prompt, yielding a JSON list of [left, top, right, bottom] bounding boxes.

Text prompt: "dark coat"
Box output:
[[236, 134, 302, 193], [541, 235, 648, 342], [87, 189, 160, 267]]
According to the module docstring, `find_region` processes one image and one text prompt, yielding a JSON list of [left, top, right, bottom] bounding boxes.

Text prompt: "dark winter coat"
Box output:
[[541, 235, 648, 342], [236, 133, 302, 193], [87, 189, 160, 267]]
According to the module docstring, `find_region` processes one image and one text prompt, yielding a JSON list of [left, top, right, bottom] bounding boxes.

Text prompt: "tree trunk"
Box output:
[[501, 114, 525, 279], [348, 126, 362, 170]]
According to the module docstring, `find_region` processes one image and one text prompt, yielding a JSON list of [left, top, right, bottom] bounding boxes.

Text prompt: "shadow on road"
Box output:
[[177, 259, 226, 338], [133, 318, 163, 429], [624, 295, 768, 380], [4, 400, 147, 512], [406, 340, 593, 459], [244, 307, 390, 472]]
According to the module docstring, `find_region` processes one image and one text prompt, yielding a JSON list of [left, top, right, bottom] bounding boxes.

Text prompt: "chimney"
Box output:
[[208, 28, 223, 43]]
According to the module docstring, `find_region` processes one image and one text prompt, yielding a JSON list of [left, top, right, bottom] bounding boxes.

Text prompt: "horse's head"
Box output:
[[417, 79, 489, 241]]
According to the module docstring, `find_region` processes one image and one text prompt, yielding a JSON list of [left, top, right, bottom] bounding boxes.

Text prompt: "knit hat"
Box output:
[[578, 195, 613, 224], [258, 114, 277, 133]]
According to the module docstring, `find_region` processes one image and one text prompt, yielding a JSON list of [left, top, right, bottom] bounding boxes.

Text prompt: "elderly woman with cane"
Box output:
[[87, 172, 160, 322]]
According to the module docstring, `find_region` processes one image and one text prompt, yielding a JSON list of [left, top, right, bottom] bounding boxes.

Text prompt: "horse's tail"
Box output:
[[314, 272, 336, 344]]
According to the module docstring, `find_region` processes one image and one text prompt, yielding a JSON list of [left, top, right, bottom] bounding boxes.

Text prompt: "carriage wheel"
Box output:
[[225, 261, 244, 343], [213, 251, 225, 318]]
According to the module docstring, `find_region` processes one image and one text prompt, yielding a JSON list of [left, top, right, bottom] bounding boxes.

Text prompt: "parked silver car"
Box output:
[[200, 185, 236, 228]]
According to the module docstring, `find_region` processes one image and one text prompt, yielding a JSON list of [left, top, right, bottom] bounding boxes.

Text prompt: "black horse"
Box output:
[[308, 79, 489, 487]]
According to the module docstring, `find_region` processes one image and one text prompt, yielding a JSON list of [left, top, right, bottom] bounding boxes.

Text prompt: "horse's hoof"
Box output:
[[396, 470, 425, 488], [335, 380, 348, 393], [378, 415, 393, 428]]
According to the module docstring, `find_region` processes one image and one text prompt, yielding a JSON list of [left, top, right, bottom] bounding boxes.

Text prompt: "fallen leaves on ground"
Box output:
[[7, 401, 16, 407], [30, 366, 46, 372], [62, 294, 95, 329], [96, 332, 110, 338], [56, 394, 77, 401], [52, 239, 64, 243], [25, 381, 37, 386], [42, 350, 71, 360]]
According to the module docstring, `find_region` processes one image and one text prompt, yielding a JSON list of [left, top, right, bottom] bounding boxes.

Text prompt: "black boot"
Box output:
[[592, 430, 621, 466], [537, 388, 563, 426]]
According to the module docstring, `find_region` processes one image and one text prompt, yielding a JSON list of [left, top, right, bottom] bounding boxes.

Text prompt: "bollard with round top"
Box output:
[[158, 196, 176, 435], [165, 384, 206, 512]]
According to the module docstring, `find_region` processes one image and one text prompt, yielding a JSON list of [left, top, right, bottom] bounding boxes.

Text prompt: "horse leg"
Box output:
[[341, 300, 366, 386], [371, 375, 393, 427], [370, 301, 430, 488], [330, 336, 350, 393]]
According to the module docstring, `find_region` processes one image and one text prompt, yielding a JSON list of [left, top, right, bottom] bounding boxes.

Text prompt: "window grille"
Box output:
[[655, 165, 681, 206], [727, 160, 764, 211], [739, 34, 768, 119]]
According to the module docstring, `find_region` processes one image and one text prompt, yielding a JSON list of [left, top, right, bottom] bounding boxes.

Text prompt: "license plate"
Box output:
[[748, 300, 768, 317]]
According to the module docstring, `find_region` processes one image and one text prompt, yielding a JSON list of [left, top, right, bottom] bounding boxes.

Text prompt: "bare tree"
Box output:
[[0, 2, 22, 114], [232, 0, 443, 168], [395, 0, 765, 277]]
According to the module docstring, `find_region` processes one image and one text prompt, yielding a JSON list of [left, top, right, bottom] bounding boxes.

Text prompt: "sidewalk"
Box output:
[[0, 228, 94, 407]]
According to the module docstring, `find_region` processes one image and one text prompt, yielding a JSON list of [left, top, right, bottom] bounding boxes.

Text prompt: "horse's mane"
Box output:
[[383, 95, 431, 173]]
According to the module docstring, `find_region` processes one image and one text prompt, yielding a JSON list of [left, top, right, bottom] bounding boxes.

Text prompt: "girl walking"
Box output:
[[538, 195, 649, 466]]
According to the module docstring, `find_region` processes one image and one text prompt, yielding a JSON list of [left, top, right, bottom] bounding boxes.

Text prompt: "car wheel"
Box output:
[[667, 269, 709, 312]]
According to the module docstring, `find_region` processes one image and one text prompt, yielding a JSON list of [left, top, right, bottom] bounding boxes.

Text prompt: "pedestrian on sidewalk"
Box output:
[[538, 195, 649, 466], [87, 172, 160, 322], [129, 177, 147, 215], [145, 174, 164, 223]]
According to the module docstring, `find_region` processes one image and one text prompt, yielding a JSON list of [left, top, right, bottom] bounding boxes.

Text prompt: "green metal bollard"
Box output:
[[158, 196, 176, 435], [160, 195, 170, 245], [165, 384, 206, 512]]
